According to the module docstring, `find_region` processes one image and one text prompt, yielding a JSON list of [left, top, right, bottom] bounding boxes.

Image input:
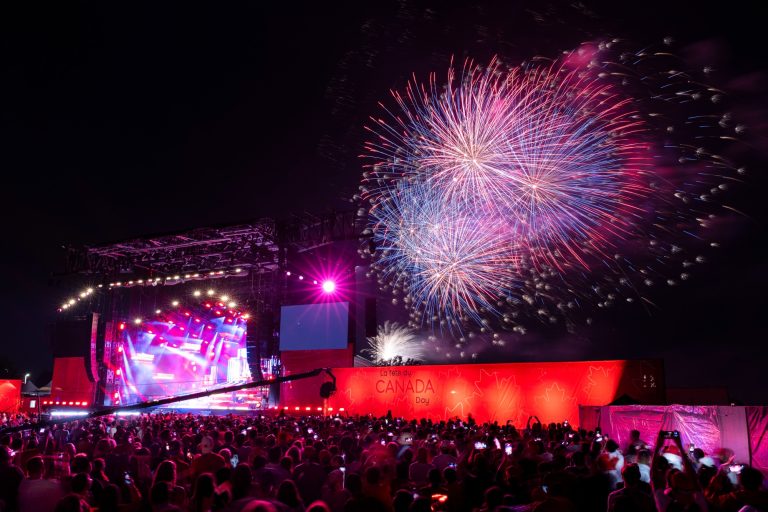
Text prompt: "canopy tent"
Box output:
[[580, 404, 768, 476]]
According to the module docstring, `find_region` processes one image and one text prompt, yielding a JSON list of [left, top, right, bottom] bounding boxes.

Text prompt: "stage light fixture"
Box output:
[[87, 288, 93, 293], [173, 275, 180, 280], [221, 295, 229, 302], [207, 289, 215, 296], [193, 290, 201, 297], [172, 300, 180, 306], [298, 275, 304, 280], [69, 299, 76, 305], [322, 280, 336, 293], [155, 309, 161, 314], [228, 301, 236, 308], [286, 271, 291, 276], [235, 268, 242, 273], [134, 318, 142, 324]]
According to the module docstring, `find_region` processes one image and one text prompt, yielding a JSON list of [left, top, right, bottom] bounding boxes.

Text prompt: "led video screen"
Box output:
[[279, 302, 349, 351], [116, 300, 263, 410]]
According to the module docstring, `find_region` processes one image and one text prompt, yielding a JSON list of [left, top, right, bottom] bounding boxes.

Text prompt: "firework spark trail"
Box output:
[[363, 321, 424, 363], [364, 55, 659, 327], [372, 181, 519, 324]]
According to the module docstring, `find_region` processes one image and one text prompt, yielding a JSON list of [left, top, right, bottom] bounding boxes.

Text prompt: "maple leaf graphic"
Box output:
[[582, 365, 619, 405], [473, 369, 523, 424], [438, 366, 480, 416], [533, 382, 577, 424]]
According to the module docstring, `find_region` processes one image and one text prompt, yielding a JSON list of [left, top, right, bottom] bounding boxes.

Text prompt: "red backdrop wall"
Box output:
[[51, 357, 95, 404], [0, 379, 21, 413], [280, 346, 355, 408], [324, 359, 663, 426]]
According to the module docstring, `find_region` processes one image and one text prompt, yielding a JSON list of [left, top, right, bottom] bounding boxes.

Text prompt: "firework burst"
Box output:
[[363, 321, 424, 363], [361, 42, 745, 335]]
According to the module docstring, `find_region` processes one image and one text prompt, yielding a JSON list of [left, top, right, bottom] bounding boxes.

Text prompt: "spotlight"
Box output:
[[173, 275, 180, 280], [298, 276, 304, 280], [193, 290, 201, 297], [172, 300, 180, 307], [133, 318, 142, 325], [207, 289, 215, 296], [286, 271, 291, 276], [322, 280, 336, 293], [221, 295, 229, 302], [228, 301, 236, 308], [235, 268, 242, 273], [155, 309, 161, 314]]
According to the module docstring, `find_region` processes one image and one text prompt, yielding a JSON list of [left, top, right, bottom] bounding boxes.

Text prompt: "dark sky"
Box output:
[[1, 1, 766, 402]]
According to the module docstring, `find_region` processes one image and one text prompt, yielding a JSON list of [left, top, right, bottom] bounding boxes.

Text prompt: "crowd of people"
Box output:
[[0, 410, 766, 512]]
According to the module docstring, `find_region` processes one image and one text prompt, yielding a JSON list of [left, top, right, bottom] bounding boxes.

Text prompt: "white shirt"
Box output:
[[638, 462, 651, 483]]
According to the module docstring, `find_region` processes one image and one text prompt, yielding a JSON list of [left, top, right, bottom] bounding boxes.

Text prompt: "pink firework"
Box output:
[[364, 54, 656, 325]]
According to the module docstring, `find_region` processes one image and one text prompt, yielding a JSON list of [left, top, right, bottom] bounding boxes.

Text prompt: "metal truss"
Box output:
[[63, 211, 365, 278]]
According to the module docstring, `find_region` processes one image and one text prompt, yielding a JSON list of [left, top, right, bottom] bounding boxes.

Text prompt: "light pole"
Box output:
[[24, 373, 31, 384]]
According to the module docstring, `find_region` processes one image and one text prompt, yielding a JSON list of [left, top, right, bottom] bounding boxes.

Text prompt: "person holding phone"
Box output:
[[431, 443, 457, 472], [707, 464, 768, 511], [651, 430, 709, 511]]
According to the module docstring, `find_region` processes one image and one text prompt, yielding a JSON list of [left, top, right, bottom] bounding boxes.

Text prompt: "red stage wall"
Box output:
[[325, 359, 663, 426], [280, 346, 355, 408], [0, 379, 22, 413], [51, 357, 95, 405]]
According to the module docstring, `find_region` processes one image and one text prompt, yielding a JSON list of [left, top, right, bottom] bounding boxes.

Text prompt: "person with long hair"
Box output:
[[153, 460, 187, 510]]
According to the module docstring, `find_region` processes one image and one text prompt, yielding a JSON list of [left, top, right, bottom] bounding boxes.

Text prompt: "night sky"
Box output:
[[1, 2, 766, 402]]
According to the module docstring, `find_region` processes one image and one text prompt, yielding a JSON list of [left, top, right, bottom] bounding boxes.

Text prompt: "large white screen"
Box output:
[[279, 302, 349, 351]]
